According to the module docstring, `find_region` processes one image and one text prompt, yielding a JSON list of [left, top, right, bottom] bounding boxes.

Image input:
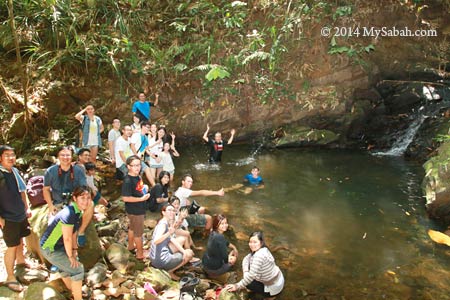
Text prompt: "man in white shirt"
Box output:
[[174, 174, 224, 232], [115, 125, 133, 178], [108, 119, 121, 164]]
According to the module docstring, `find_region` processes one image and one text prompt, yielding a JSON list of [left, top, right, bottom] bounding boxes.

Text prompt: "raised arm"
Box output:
[[202, 124, 210, 143], [75, 107, 87, 124], [227, 129, 236, 145], [154, 93, 159, 106]]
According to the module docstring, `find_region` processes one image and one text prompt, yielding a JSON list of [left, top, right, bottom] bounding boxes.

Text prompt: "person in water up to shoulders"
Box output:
[[202, 123, 236, 163], [244, 166, 264, 188]]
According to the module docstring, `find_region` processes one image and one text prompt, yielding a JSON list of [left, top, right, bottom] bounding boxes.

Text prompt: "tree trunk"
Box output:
[[7, 0, 30, 134]]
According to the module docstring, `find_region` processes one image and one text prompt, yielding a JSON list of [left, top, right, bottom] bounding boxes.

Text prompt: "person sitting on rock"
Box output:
[[202, 214, 238, 281], [0, 145, 31, 293], [122, 155, 150, 260], [174, 174, 224, 233], [168, 196, 203, 251], [43, 146, 90, 247], [40, 186, 92, 300], [149, 204, 194, 280], [202, 123, 236, 163]]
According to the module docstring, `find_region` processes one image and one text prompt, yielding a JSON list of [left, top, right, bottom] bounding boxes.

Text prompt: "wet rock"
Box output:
[[86, 263, 108, 287], [218, 289, 240, 300], [106, 243, 130, 273], [136, 267, 175, 292], [24, 282, 65, 300], [96, 222, 120, 237], [15, 266, 49, 284], [0, 286, 23, 299], [274, 126, 339, 148]]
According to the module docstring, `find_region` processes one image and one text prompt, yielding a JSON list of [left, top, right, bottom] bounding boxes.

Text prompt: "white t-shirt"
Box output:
[[87, 120, 99, 146], [174, 187, 192, 207], [130, 132, 145, 156], [115, 136, 131, 168], [160, 152, 175, 172], [149, 140, 163, 166], [86, 174, 98, 193]]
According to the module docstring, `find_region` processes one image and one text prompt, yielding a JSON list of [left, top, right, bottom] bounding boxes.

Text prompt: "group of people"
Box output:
[[0, 92, 284, 300]]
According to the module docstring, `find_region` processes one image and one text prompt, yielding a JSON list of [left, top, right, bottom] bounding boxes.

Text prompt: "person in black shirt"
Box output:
[[0, 145, 31, 292], [122, 155, 150, 260], [148, 171, 170, 212], [202, 214, 238, 279], [202, 124, 236, 163]]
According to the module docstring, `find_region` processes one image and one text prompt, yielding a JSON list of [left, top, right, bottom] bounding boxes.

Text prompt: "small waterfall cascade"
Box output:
[[373, 83, 450, 157], [373, 114, 427, 156]]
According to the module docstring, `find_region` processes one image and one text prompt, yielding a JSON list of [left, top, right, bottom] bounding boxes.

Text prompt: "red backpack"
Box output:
[[26, 176, 47, 208]]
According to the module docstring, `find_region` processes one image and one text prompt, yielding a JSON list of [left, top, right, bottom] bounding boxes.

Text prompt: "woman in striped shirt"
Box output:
[[225, 231, 284, 299]]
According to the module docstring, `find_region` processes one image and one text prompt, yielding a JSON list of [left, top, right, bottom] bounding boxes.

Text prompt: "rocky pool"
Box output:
[[174, 145, 450, 299]]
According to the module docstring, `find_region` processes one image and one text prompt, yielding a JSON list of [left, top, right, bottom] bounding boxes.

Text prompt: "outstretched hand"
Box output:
[[230, 128, 236, 135]]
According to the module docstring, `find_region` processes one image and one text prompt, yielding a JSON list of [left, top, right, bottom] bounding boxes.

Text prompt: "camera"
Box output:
[[62, 192, 72, 204]]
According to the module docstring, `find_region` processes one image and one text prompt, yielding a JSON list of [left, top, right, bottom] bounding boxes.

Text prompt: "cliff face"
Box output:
[[0, 1, 448, 152]]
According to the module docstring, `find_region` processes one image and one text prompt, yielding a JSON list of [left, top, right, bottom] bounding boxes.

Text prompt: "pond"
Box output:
[[172, 144, 450, 299]]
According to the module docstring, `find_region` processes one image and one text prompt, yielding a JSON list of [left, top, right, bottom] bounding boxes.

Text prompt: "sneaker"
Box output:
[[50, 265, 59, 272], [77, 234, 87, 247]]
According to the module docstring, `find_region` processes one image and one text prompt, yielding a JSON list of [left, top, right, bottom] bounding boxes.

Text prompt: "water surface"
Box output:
[[174, 145, 450, 299]]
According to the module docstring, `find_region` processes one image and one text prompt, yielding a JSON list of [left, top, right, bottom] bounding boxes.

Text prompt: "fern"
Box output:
[[241, 51, 271, 65]]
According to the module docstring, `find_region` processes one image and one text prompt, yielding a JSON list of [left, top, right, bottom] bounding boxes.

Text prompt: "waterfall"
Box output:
[[373, 115, 427, 156]]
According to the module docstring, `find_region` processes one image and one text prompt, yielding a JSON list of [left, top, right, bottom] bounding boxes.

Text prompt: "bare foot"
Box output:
[[169, 271, 180, 281]]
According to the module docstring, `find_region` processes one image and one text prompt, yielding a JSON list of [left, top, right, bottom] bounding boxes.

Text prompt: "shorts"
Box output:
[[150, 164, 163, 169], [93, 191, 101, 205], [152, 252, 183, 271], [185, 214, 207, 228], [2, 218, 31, 247], [127, 214, 144, 237], [140, 161, 149, 173], [41, 247, 84, 281], [164, 169, 175, 175]]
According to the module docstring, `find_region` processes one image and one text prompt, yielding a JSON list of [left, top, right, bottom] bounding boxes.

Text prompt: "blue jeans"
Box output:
[[41, 247, 84, 281]]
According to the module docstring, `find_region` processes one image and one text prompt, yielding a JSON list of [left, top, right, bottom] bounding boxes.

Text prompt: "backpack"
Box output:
[[26, 176, 47, 208]]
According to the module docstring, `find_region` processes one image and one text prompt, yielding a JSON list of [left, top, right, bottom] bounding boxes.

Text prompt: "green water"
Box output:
[[173, 145, 450, 299]]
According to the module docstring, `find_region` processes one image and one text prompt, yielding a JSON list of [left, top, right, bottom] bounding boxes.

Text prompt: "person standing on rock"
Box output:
[[122, 155, 150, 260], [132, 92, 159, 123], [202, 124, 236, 163], [107, 118, 121, 164], [40, 186, 92, 300], [43, 146, 90, 247], [0, 145, 31, 293], [75, 105, 104, 164]]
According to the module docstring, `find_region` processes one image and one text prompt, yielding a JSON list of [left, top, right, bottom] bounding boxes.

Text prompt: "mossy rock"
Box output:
[[275, 127, 339, 147]]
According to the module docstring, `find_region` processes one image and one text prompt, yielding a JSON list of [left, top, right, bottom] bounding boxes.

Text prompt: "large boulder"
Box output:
[[26, 205, 102, 269], [23, 282, 66, 300]]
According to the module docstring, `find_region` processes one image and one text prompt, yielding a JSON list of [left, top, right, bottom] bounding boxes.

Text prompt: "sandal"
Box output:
[[3, 281, 23, 292]]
